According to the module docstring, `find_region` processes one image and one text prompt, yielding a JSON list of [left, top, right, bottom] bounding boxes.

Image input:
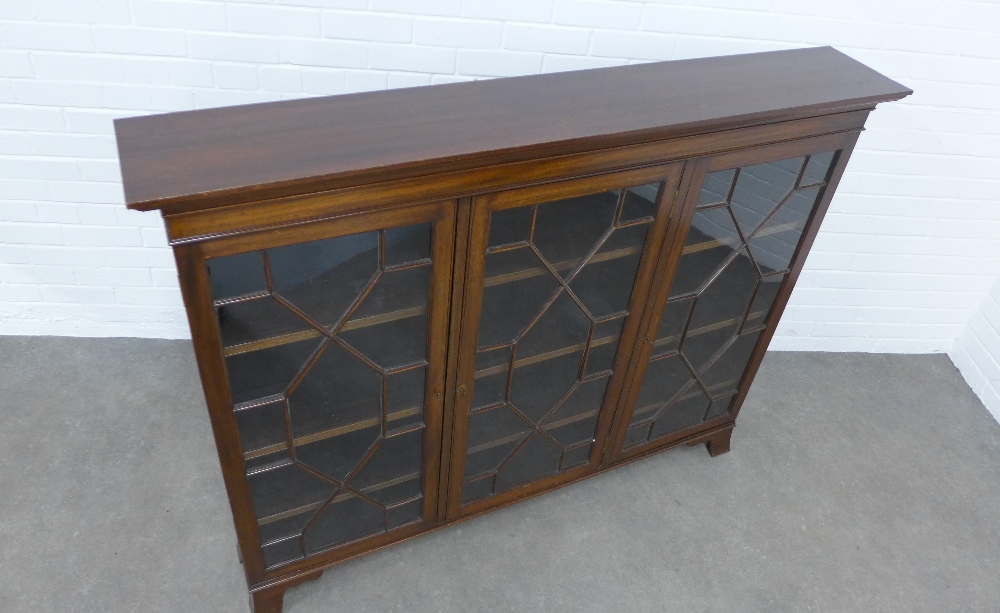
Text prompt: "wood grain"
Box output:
[[116, 47, 910, 213]]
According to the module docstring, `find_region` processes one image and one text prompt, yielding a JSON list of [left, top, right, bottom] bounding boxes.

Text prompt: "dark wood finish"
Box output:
[[701, 426, 733, 457], [444, 163, 684, 519], [115, 49, 909, 613], [603, 130, 860, 464], [116, 47, 908, 214], [163, 109, 871, 245]]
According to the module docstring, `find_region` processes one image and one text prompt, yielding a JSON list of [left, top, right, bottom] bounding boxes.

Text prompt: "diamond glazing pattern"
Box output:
[[623, 152, 836, 449], [206, 223, 433, 568], [462, 182, 664, 505]]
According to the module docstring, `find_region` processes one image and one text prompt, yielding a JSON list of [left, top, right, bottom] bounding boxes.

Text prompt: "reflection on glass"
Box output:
[[624, 151, 836, 450], [206, 222, 436, 567], [461, 179, 666, 505]]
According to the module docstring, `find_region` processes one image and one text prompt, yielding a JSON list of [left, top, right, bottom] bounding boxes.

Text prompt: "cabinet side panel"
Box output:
[[174, 242, 269, 582]]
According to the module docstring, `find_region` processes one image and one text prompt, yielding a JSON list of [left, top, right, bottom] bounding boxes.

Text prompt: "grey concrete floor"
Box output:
[[2, 337, 999, 612]]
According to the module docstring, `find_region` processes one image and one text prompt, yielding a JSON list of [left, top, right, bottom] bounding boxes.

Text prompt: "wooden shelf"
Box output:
[[653, 309, 767, 350], [631, 378, 740, 420], [221, 305, 427, 357], [257, 470, 422, 526], [243, 405, 423, 461], [465, 408, 601, 457], [483, 245, 641, 288], [682, 219, 805, 257], [474, 333, 618, 379]]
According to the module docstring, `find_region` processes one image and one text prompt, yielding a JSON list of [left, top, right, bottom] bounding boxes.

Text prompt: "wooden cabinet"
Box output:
[[114, 47, 910, 612]]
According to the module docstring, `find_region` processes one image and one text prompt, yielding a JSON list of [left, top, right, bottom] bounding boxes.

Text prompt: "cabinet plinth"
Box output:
[[115, 47, 910, 612]]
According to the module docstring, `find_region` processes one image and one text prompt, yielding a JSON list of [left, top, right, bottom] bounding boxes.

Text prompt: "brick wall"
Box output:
[[1, 2, 998, 371], [952, 277, 1000, 423]]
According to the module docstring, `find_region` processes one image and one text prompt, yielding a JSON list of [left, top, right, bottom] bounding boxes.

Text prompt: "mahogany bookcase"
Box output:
[[114, 47, 910, 612]]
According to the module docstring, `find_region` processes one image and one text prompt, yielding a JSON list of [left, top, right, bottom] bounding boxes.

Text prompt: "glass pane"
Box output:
[[570, 223, 649, 318], [647, 384, 712, 440], [652, 298, 693, 357], [495, 433, 561, 494], [206, 220, 436, 568], [258, 513, 312, 546], [488, 206, 532, 248], [268, 231, 379, 329], [745, 273, 786, 331], [387, 497, 423, 529], [288, 341, 381, 439], [235, 399, 287, 454], [584, 317, 624, 375], [339, 265, 430, 369], [463, 179, 666, 504], [385, 223, 431, 266], [697, 169, 735, 208], [749, 186, 820, 275], [216, 296, 315, 349], [472, 346, 511, 410], [729, 156, 804, 236], [619, 183, 659, 223], [247, 464, 335, 521], [461, 476, 493, 504], [624, 152, 835, 448], [669, 207, 741, 298], [225, 337, 321, 406], [560, 443, 593, 470], [541, 376, 609, 447], [261, 536, 303, 567], [303, 493, 384, 554], [347, 428, 423, 505], [466, 404, 531, 478], [801, 151, 835, 186], [532, 190, 619, 278], [635, 354, 692, 414], [386, 366, 425, 431], [207, 251, 267, 300], [295, 424, 380, 483], [479, 247, 559, 347]]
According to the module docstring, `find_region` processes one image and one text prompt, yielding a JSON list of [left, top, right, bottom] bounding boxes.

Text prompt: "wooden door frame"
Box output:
[[442, 162, 686, 520], [173, 198, 457, 590], [603, 130, 863, 465]]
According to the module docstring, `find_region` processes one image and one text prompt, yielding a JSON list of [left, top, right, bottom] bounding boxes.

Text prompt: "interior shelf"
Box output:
[[483, 245, 641, 288], [220, 304, 427, 358], [242, 405, 423, 461], [256, 470, 422, 527]]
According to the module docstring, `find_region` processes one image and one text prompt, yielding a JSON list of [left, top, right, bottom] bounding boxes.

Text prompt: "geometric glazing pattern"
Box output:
[[462, 182, 663, 505], [206, 222, 433, 568], [623, 152, 837, 449]]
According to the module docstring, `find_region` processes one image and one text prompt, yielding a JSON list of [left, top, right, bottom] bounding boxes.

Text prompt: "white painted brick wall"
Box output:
[[951, 276, 1000, 423], [0, 0, 997, 368]]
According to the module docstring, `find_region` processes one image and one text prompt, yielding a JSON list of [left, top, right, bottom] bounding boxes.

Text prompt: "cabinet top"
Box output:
[[115, 46, 909, 214]]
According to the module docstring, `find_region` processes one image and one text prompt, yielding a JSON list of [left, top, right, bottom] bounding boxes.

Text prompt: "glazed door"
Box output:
[[445, 163, 685, 517], [195, 201, 454, 575], [608, 134, 857, 461]]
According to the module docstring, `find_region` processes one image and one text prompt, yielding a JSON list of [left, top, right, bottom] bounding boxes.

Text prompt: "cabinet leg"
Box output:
[[704, 427, 732, 457], [249, 570, 323, 613], [250, 588, 284, 613]]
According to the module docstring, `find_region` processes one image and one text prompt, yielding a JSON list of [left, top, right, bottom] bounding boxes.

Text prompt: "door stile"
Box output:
[[600, 159, 707, 466], [436, 197, 474, 521]]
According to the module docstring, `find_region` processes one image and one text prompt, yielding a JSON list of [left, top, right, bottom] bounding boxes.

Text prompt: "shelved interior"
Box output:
[[622, 151, 837, 450], [206, 222, 436, 568], [460, 181, 664, 505]]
